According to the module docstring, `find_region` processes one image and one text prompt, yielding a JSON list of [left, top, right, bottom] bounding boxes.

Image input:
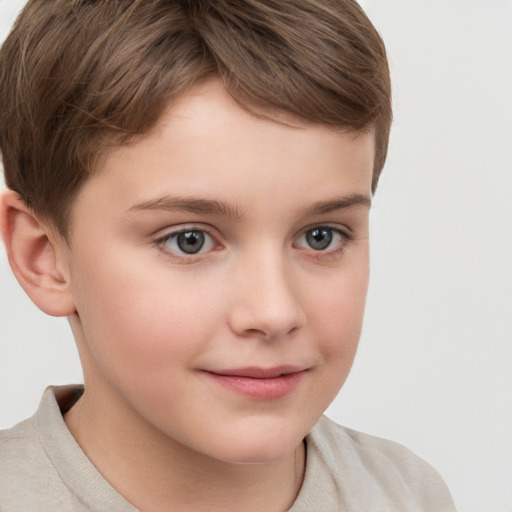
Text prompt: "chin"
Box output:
[[216, 442, 299, 466], [201, 419, 308, 465]]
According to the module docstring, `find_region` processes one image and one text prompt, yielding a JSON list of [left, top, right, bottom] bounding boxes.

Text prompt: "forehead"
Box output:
[[68, 80, 374, 233]]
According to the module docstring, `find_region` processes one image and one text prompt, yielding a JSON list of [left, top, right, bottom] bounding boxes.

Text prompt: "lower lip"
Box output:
[[204, 371, 306, 400]]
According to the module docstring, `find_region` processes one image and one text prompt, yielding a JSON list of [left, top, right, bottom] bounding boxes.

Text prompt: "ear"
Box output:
[[1, 189, 76, 317]]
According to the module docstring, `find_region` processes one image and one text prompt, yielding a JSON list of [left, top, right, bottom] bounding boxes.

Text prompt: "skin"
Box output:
[[2, 80, 374, 511]]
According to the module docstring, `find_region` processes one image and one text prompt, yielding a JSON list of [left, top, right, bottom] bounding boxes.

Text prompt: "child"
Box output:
[[0, 0, 456, 510]]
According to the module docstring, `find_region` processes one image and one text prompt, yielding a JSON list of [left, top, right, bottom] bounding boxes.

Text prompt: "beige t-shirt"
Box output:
[[0, 386, 456, 511]]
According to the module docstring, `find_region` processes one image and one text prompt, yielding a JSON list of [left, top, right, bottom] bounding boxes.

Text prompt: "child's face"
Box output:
[[64, 80, 374, 464]]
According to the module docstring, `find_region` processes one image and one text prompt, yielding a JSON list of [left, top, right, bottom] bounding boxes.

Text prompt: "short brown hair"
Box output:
[[0, 0, 391, 237]]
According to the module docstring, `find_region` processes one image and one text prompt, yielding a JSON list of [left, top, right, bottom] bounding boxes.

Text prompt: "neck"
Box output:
[[64, 383, 306, 512]]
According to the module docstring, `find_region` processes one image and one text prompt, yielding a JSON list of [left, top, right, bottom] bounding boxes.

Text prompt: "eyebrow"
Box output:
[[127, 192, 371, 219], [127, 196, 244, 219], [300, 193, 371, 216]]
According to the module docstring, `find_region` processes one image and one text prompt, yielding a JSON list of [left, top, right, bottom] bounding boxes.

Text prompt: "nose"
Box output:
[[227, 251, 305, 340]]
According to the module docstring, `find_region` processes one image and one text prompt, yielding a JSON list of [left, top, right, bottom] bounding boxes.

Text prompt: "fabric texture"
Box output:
[[0, 386, 456, 511]]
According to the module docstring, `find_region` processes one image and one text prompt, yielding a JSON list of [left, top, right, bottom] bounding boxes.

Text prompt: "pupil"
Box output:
[[307, 228, 332, 250], [177, 231, 205, 254]]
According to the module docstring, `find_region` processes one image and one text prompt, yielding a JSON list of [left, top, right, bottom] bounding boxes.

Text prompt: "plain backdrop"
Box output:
[[1, 1, 511, 511]]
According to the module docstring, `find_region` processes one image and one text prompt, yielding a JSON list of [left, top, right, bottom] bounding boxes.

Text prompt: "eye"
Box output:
[[306, 227, 333, 250], [295, 226, 347, 252], [160, 229, 215, 256]]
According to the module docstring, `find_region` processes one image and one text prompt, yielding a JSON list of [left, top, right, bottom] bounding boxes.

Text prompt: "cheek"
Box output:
[[70, 252, 222, 385], [312, 256, 368, 334], [305, 258, 369, 387], [312, 291, 364, 370]]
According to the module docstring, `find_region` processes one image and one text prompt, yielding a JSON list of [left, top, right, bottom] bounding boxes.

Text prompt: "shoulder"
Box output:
[[301, 416, 457, 511], [311, 415, 442, 478], [0, 414, 75, 511], [1, 414, 42, 467], [1, 413, 50, 473], [1, 386, 136, 512]]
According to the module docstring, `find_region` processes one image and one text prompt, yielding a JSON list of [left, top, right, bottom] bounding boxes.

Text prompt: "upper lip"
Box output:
[[206, 365, 307, 379]]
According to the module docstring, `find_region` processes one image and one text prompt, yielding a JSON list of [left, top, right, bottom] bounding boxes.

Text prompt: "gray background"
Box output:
[[1, 1, 511, 510]]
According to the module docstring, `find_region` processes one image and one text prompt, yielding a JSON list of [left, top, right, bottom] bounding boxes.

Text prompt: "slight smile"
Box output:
[[203, 366, 308, 401]]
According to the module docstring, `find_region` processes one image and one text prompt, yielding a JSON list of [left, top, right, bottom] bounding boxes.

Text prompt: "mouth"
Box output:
[[203, 365, 308, 400]]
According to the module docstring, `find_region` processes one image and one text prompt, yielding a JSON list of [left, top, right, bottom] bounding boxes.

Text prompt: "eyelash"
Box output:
[[154, 224, 353, 262], [294, 225, 353, 260], [154, 226, 218, 263]]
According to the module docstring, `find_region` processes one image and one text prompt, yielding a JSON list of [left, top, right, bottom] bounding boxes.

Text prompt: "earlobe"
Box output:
[[1, 189, 76, 317]]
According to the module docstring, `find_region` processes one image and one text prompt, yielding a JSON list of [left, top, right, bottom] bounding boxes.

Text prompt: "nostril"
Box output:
[[245, 328, 266, 337], [287, 326, 300, 336]]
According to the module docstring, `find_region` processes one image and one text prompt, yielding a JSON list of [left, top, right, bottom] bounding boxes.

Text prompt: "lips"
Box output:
[[203, 365, 307, 400]]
